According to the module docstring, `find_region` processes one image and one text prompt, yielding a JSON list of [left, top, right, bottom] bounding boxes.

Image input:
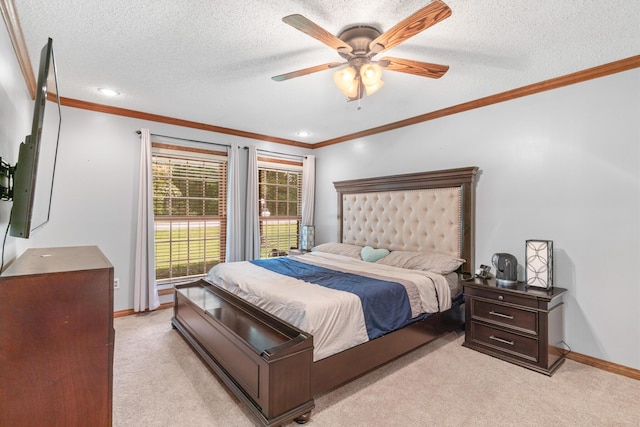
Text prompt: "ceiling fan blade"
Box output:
[[369, 0, 452, 55], [381, 57, 449, 78], [272, 62, 343, 81], [283, 14, 353, 54]]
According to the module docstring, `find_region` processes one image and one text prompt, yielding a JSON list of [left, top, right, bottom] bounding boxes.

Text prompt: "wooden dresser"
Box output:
[[462, 277, 567, 375], [0, 246, 114, 426]]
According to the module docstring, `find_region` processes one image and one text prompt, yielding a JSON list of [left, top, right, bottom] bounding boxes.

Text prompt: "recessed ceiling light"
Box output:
[[97, 87, 120, 97], [296, 130, 311, 137]]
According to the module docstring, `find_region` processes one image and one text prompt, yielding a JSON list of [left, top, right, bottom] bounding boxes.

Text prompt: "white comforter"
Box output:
[[206, 251, 452, 361]]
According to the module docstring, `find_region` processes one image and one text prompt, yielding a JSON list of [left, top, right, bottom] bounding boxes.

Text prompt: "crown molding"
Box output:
[[4, 0, 638, 148], [61, 55, 640, 148], [59, 97, 312, 148], [1, 0, 35, 99], [314, 55, 640, 147]]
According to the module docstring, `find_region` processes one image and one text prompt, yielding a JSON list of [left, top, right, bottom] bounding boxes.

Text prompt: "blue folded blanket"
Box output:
[[250, 257, 412, 339]]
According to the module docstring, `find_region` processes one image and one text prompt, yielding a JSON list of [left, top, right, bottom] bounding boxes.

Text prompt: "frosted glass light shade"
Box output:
[[364, 80, 384, 95], [360, 63, 384, 95], [333, 64, 385, 98], [333, 67, 357, 96], [300, 225, 315, 251], [360, 63, 382, 86]]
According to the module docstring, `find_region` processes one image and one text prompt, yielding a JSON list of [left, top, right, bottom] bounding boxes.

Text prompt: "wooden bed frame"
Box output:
[[172, 166, 478, 426]]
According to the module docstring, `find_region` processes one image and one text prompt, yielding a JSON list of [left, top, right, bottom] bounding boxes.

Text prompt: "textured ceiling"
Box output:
[[12, 0, 640, 144]]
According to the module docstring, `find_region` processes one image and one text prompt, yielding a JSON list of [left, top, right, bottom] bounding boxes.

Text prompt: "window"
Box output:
[[258, 159, 302, 258], [152, 143, 227, 284]]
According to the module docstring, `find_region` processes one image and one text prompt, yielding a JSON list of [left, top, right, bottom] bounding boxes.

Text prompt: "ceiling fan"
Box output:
[[271, 0, 452, 101]]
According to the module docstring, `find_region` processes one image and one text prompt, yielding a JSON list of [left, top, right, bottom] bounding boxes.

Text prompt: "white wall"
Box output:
[[0, 25, 32, 262], [314, 69, 640, 370], [12, 107, 312, 311], [3, 20, 638, 370], [1, 24, 312, 309]]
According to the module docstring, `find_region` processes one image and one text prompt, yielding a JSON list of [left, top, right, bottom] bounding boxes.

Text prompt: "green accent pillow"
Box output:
[[361, 246, 390, 262]]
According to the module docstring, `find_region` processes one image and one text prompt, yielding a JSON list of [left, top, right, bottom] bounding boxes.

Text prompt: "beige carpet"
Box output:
[[113, 308, 640, 427]]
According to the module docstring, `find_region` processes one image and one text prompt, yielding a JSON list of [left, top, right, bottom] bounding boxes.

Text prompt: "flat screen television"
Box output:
[[10, 38, 61, 238]]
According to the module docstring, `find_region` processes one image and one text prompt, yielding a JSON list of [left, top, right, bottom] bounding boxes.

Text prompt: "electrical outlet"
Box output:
[[114, 278, 120, 289]]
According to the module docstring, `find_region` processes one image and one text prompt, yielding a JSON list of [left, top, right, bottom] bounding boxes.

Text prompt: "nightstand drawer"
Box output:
[[469, 322, 538, 363], [464, 287, 537, 309], [471, 299, 538, 335]]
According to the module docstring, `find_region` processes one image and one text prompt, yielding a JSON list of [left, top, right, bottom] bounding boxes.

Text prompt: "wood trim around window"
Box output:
[[151, 142, 227, 158], [257, 156, 303, 167]]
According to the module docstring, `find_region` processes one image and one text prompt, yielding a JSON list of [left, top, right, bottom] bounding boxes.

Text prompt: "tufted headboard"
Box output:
[[333, 167, 478, 274]]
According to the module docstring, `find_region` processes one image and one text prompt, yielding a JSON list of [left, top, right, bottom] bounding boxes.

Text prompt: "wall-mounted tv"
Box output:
[[10, 38, 61, 238]]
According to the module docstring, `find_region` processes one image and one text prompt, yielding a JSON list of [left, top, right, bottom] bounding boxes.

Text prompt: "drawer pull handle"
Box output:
[[489, 311, 514, 320], [489, 335, 515, 346]]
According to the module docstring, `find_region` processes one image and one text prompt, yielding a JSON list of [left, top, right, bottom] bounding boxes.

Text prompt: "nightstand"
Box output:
[[462, 278, 567, 376]]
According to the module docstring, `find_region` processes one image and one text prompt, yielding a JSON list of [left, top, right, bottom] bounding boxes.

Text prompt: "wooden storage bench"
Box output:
[[172, 280, 314, 426]]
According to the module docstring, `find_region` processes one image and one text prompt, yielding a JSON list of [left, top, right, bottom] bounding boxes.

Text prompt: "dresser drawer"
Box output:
[[471, 299, 538, 335], [469, 322, 538, 363]]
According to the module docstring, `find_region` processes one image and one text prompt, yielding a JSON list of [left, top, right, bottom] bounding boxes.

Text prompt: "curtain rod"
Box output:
[[136, 130, 231, 148], [244, 146, 307, 160]]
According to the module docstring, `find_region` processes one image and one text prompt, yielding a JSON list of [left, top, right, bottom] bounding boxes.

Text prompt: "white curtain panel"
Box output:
[[245, 146, 261, 260], [133, 128, 160, 312], [226, 143, 242, 262], [302, 155, 316, 226]]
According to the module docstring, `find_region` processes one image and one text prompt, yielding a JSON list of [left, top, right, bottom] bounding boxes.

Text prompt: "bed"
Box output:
[[172, 166, 478, 426]]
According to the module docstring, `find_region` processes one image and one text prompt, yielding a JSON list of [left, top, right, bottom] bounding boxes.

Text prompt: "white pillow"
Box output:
[[377, 250, 465, 274], [312, 242, 363, 259]]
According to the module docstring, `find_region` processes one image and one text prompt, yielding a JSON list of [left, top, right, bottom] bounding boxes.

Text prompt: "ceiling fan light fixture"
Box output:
[[360, 63, 382, 87], [273, 1, 452, 101], [338, 77, 360, 98], [346, 80, 360, 98], [333, 66, 357, 95], [364, 80, 384, 96]]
